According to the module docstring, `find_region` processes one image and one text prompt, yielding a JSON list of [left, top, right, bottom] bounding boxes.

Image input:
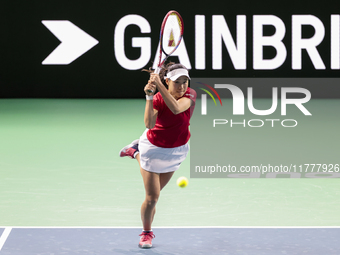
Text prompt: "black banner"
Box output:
[[0, 0, 340, 98]]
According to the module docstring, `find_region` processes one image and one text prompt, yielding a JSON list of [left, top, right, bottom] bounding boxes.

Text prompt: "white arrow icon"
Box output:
[[42, 20, 99, 65]]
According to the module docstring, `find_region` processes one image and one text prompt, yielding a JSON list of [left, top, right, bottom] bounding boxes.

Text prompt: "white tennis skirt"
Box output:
[[139, 129, 189, 174]]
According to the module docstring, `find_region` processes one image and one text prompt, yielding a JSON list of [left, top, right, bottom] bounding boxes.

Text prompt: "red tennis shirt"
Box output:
[[147, 87, 197, 148]]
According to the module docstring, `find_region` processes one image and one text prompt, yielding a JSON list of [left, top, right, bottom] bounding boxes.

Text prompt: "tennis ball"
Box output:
[[176, 176, 188, 188]]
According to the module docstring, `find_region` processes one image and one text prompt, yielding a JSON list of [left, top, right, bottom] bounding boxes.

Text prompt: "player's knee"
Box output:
[[145, 196, 158, 207]]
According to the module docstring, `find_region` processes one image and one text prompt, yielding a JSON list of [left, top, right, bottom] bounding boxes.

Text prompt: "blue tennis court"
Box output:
[[1, 227, 340, 255]]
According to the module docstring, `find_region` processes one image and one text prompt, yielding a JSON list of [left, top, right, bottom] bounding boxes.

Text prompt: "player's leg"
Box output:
[[140, 168, 160, 231], [149, 171, 175, 223], [136, 153, 141, 165], [160, 171, 175, 190], [138, 168, 159, 248]]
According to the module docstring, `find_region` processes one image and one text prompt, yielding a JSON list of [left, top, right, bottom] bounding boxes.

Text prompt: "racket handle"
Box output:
[[147, 67, 161, 93], [154, 67, 161, 74]]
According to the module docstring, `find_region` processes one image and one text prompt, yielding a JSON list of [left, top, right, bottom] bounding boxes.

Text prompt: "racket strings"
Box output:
[[162, 14, 183, 55]]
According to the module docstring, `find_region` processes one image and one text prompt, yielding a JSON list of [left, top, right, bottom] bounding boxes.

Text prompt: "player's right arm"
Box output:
[[144, 82, 158, 129]]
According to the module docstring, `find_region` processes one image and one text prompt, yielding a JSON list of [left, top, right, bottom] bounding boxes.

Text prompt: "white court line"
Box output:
[[0, 227, 12, 251], [0, 226, 339, 229]]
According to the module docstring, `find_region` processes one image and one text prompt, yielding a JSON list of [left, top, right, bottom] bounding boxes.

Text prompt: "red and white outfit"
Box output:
[[139, 87, 197, 173]]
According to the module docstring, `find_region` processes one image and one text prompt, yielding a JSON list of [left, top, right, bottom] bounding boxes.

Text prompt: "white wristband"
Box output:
[[146, 95, 153, 100]]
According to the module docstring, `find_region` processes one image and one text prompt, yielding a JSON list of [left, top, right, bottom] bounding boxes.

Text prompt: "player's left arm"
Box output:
[[158, 88, 192, 115], [174, 97, 192, 113]]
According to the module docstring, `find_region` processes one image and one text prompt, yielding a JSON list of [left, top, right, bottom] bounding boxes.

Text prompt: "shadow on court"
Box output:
[[1, 227, 340, 255]]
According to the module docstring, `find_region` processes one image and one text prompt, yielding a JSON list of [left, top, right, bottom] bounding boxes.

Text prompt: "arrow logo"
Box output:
[[42, 20, 99, 65]]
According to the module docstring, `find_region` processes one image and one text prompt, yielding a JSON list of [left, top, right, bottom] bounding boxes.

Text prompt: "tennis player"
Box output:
[[119, 62, 196, 248]]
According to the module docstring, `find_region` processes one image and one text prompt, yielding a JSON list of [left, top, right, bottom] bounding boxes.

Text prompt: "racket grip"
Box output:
[[154, 67, 161, 74], [147, 67, 161, 93]]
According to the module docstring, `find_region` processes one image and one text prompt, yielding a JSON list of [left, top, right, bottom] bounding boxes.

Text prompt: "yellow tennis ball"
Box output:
[[177, 176, 188, 188]]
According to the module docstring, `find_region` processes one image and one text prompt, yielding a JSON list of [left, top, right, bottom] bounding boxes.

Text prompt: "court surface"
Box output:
[[1, 227, 340, 255], [0, 99, 339, 254]]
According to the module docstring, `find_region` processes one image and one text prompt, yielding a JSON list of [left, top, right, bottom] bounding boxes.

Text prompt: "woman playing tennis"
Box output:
[[119, 62, 196, 248]]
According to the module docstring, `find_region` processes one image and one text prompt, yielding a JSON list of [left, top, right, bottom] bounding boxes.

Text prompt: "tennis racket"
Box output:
[[148, 10, 184, 93]]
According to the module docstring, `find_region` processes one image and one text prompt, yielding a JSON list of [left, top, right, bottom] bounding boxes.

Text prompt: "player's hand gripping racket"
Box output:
[[148, 10, 184, 93]]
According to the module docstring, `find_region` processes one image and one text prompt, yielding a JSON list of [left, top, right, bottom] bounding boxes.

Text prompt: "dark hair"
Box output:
[[142, 62, 188, 86]]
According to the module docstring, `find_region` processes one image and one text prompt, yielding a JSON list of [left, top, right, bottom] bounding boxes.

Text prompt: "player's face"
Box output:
[[167, 76, 189, 99]]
